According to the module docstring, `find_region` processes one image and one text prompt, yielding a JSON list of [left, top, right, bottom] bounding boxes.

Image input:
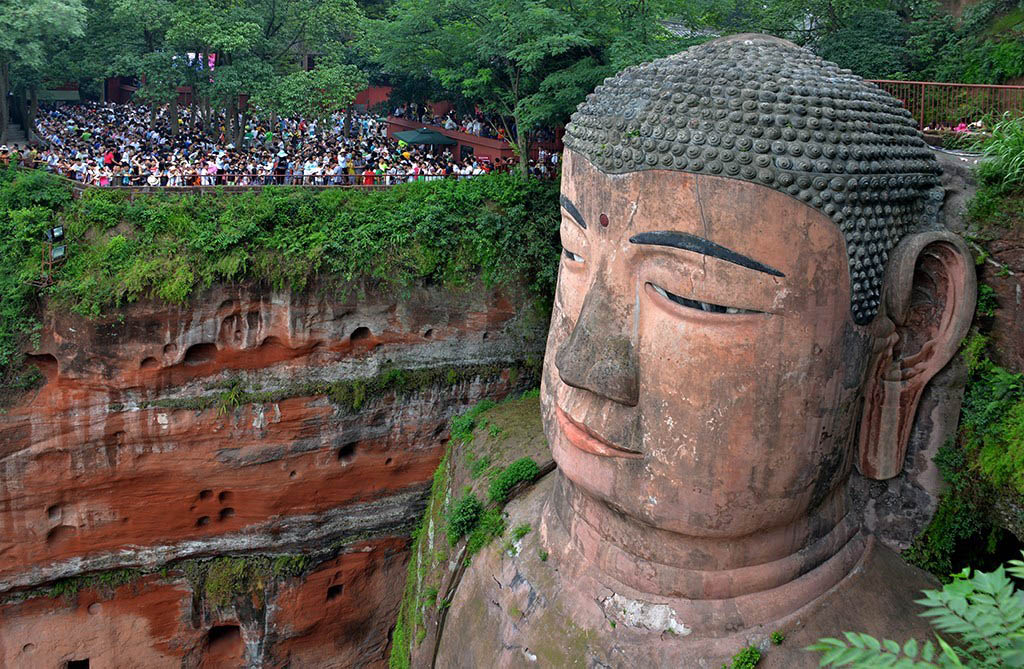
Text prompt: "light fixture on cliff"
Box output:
[[29, 224, 68, 288]]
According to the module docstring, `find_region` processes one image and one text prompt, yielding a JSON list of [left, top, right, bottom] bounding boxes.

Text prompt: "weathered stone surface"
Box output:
[[0, 537, 408, 668], [0, 279, 547, 665], [436, 472, 940, 668], [433, 35, 977, 667], [399, 394, 555, 669]]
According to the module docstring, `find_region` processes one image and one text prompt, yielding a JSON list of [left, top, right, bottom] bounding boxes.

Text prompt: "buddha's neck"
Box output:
[[547, 473, 863, 601]]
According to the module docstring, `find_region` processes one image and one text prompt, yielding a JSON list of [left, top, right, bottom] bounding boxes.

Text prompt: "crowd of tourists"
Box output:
[[1, 101, 559, 187]]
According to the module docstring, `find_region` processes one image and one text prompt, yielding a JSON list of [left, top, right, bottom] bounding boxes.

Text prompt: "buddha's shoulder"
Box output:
[[437, 474, 940, 669]]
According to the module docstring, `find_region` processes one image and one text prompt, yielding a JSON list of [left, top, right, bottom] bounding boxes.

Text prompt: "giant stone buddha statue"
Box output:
[[435, 34, 976, 667]]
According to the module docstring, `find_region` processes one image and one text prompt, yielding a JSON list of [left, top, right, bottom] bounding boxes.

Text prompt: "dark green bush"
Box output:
[[728, 645, 761, 668], [465, 508, 505, 556], [446, 492, 483, 546], [487, 457, 540, 504]]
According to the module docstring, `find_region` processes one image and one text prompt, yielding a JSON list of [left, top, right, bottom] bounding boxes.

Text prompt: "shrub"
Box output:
[[446, 492, 483, 546], [449, 399, 497, 445], [808, 555, 1024, 667], [487, 457, 540, 504], [465, 508, 505, 556], [728, 645, 761, 668]]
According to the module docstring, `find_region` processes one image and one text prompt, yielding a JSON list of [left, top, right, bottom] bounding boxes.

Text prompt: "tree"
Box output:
[[250, 61, 367, 123], [0, 0, 86, 142], [369, 0, 690, 175]]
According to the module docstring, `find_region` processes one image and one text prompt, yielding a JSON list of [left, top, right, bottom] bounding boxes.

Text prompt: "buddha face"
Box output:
[[541, 149, 875, 538]]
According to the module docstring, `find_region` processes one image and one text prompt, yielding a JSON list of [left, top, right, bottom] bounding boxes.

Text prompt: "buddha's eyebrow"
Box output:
[[629, 231, 785, 277], [559, 195, 587, 230]]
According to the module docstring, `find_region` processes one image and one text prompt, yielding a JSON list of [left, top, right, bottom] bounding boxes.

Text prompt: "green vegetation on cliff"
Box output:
[[390, 392, 549, 669], [906, 120, 1024, 579], [0, 168, 560, 386]]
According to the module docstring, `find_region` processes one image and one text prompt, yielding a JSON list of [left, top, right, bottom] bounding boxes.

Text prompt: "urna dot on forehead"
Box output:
[[563, 33, 945, 324]]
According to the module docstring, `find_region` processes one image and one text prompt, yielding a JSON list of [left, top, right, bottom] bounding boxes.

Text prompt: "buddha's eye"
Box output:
[[648, 282, 760, 315], [562, 247, 585, 264]]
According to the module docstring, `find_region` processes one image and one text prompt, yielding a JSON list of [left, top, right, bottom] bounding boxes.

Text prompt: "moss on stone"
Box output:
[[137, 360, 541, 414]]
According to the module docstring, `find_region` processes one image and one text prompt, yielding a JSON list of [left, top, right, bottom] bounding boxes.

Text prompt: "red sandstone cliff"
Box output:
[[0, 280, 547, 668]]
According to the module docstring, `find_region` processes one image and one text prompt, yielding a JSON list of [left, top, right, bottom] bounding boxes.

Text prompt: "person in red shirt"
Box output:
[[362, 167, 375, 186]]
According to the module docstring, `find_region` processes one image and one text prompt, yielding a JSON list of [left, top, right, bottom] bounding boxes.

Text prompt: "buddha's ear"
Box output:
[[856, 231, 976, 480]]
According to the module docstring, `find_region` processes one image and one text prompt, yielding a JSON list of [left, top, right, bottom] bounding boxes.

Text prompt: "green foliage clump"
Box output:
[[450, 399, 497, 445], [727, 645, 761, 668], [770, 631, 785, 646], [975, 113, 1024, 188], [487, 457, 540, 504], [465, 508, 505, 557], [809, 555, 1024, 667], [36, 568, 141, 601], [977, 284, 999, 318], [446, 492, 483, 546], [511, 524, 532, 541], [961, 360, 1024, 495], [144, 361, 538, 415], [962, 333, 991, 374], [0, 169, 559, 383], [204, 557, 256, 609], [469, 454, 492, 479]]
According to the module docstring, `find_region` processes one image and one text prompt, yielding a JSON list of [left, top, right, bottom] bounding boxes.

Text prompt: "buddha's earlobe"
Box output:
[[856, 231, 976, 480]]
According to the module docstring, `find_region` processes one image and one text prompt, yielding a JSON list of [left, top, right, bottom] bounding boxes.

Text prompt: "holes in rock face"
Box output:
[[219, 299, 234, 311], [385, 457, 393, 466], [140, 356, 158, 370], [337, 442, 357, 465], [199, 489, 213, 501], [196, 516, 211, 527], [25, 353, 57, 378], [289, 470, 297, 479], [326, 584, 344, 601], [46, 504, 61, 522], [219, 508, 235, 521], [21, 643, 35, 653], [260, 336, 284, 348], [163, 343, 178, 355], [218, 491, 233, 503], [46, 525, 75, 545], [204, 624, 242, 662], [87, 602, 101, 615], [423, 329, 433, 339], [483, 332, 490, 341], [66, 660, 89, 669], [246, 311, 259, 330], [183, 343, 217, 366], [350, 327, 371, 343]]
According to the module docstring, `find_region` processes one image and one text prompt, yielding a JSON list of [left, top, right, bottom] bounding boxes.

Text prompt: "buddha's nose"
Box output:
[[555, 275, 639, 407]]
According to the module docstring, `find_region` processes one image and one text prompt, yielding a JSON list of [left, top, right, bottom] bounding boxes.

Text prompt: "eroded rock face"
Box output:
[[0, 280, 547, 666]]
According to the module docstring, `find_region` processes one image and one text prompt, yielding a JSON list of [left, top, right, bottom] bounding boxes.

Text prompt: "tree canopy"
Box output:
[[2, 0, 1022, 155]]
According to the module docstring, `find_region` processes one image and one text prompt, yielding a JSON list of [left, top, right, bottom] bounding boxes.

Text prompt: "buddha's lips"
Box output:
[[556, 406, 642, 459]]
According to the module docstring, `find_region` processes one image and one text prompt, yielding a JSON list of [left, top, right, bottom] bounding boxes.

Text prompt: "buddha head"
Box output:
[[540, 35, 975, 592]]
